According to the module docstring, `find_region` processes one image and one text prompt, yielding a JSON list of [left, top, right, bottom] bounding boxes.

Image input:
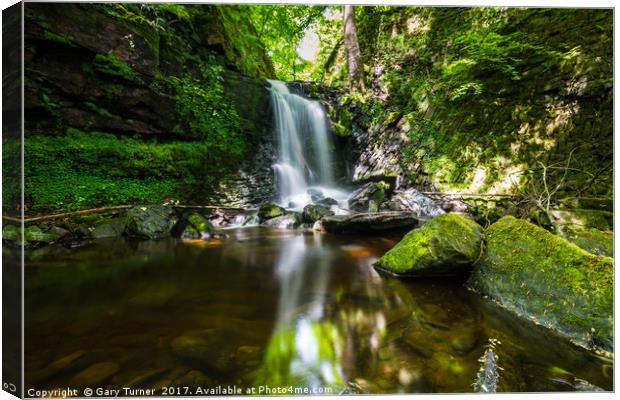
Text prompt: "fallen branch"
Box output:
[[421, 192, 521, 199], [3, 204, 252, 224]]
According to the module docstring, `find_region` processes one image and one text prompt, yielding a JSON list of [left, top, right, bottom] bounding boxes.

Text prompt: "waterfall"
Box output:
[[268, 80, 341, 209]]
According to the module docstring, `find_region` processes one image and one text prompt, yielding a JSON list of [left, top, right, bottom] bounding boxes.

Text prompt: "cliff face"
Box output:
[[344, 7, 612, 200], [21, 3, 277, 213]]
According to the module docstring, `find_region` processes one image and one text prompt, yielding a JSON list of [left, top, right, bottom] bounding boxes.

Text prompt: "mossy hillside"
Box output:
[[468, 216, 613, 353], [375, 213, 484, 276], [23, 129, 241, 212], [351, 8, 612, 198]]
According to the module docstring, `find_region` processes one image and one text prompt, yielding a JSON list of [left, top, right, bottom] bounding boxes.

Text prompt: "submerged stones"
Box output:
[[375, 213, 484, 277], [467, 216, 613, 353], [319, 212, 418, 234]]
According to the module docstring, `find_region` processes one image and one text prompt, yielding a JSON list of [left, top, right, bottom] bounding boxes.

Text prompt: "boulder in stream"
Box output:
[[319, 212, 418, 234], [92, 218, 127, 239], [348, 182, 390, 212], [260, 213, 301, 229], [374, 213, 483, 277], [302, 204, 334, 223], [258, 203, 286, 221], [125, 205, 177, 239], [468, 216, 613, 354], [390, 189, 445, 217]]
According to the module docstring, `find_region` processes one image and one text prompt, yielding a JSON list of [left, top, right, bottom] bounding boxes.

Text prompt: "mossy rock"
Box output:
[[186, 213, 214, 237], [468, 216, 613, 353], [302, 204, 334, 223], [125, 205, 177, 240], [374, 213, 484, 277], [24, 225, 62, 243], [92, 218, 127, 239], [2, 225, 21, 242], [258, 203, 285, 221], [549, 209, 613, 231], [556, 226, 613, 257], [349, 181, 390, 213], [559, 197, 613, 212]]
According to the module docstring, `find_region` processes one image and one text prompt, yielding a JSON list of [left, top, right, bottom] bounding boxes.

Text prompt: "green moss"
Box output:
[[375, 213, 484, 276], [258, 203, 285, 221], [43, 30, 74, 46], [187, 213, 213, 234], [550, 209, 613, 231], [468, 216, 613, 352], [24, 225, 61, 243], [93, 53, 141, 82], [557, 226, 613, 257], [2, 225, 21, 242]]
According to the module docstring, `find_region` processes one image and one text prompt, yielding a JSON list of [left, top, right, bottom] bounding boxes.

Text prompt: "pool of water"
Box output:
[[23, 227, 612, 394]]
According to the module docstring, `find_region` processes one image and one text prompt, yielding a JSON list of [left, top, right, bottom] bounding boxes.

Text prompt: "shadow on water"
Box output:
[[22, 228, 612, 393]]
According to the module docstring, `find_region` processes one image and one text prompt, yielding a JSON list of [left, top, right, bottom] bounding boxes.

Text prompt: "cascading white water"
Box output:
[[268, 80, 348, 211]]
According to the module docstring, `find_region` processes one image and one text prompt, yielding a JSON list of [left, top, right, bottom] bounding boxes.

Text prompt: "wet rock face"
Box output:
[[374, 213, 484, 277], [390, 189, 445, 218], [319, 212, 418, 234], [348, 182, 390, 213], [468, 216, 613, 354], [260, 213, 301, 229]]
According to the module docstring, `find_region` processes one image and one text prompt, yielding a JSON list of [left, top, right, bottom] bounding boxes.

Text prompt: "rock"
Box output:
[[558, 197, 613, 212], [307, 188, 324, 202], [258, 203, 286, 221], [317, 197, 338, 206], [260, 213, 301, 229], [69, 362, 120, 387], [451, 333, 479, 354], [556, 225, 613, 257], [320, 212, 418, 234], [375, 213, 483, 277], [468, 216, 613, 353], [390, 189, 445, 217], [302, 204, 334, 223], [379, 201, 403, 211], [92, 218, 127, 239], [549, 209, 613, 231], [174, 370, 213, 387], [2, 224, 20, 242], [187, 213, 214, 236], [170, 330, 239, 374], [24, 225, 62, 244], [348, 181, 390, 212], [125, 205, 176, 239]]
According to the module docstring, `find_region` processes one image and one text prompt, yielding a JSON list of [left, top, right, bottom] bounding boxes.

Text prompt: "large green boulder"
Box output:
[[468, 216, 613, 353], [374, 213, 483, 277], [182, 213, 215, 239], [258, 203, 286, 221], [2, 225, 20, 242], [125, 205, 176, 239], [302, 204, 334, 223], [24, 225, 62, 244]]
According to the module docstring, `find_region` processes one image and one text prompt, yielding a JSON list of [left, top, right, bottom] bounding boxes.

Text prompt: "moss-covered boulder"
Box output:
[[348, 181, 390, 213], [24, 225, 63, 244], [468, 216, 613, 353], [182, 213, 214, 239], [92, 218, 127, 239], [125, 205, 177, 240], [260, 213, 301, 229], [302, 204, 334, 223], [374, 213, 484, 277], [258, 203, 286, 221], [2, 225, 21, 242]]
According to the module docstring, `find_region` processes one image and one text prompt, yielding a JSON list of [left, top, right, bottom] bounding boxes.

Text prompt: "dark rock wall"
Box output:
[[22, 3, 277, 212]]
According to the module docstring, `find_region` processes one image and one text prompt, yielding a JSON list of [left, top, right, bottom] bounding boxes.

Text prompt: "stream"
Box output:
[[23, 228, 612, 393]]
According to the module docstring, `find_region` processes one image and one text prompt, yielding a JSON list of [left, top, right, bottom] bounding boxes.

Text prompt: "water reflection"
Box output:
[[22, 228, 612, 393]]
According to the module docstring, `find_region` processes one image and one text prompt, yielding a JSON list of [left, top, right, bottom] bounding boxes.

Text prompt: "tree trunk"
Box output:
[[343, 5, 365, 91]]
